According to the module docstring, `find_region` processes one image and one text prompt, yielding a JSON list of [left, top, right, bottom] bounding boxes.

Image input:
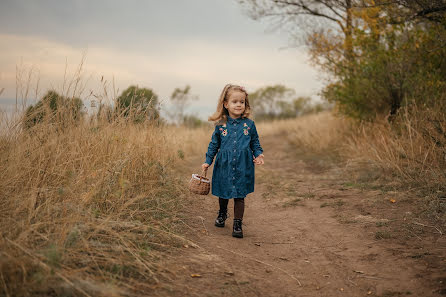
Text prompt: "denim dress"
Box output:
[[205, 116, 263, 199]]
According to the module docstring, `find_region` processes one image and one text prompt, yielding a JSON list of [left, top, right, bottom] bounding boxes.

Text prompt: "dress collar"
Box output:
[[227, 116, 242, 124]]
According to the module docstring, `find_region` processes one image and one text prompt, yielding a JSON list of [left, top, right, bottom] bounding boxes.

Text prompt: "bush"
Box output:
[[23, 90, 84, 129], [115, 85, 160, 123], [320, 14, 446, 121]]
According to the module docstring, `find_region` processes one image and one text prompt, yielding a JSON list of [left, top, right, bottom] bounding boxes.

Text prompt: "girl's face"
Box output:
[[224, 91, 246, 118]]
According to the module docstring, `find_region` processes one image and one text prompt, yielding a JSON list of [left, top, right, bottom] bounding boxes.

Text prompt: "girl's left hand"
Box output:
[[253, 154, 264, 165]]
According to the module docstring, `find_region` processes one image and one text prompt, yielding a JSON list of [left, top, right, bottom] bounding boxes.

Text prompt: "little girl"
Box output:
[[202, 84, 264, 238]]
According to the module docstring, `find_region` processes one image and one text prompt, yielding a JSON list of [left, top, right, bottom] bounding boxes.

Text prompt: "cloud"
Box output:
[[0, 0, 276, 50], [0, 31, 323, 119], [0, 1, 327, 119]]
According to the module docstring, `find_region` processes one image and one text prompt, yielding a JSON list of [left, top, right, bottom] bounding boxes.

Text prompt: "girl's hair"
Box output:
[[208, 84, 251, 124]]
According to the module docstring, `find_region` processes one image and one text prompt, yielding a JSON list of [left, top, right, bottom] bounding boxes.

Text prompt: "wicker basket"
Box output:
[[189, 170, 210, 195]]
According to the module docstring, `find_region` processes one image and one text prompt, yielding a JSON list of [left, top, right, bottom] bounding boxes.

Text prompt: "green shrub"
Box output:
[[23, 90, 84, 129]]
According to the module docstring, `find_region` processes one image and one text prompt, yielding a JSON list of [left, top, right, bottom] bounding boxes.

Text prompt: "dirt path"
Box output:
[[158, 132, 445, 297]]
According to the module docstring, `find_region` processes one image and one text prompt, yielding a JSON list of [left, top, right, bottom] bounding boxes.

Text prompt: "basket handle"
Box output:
[[200, 169, 207, 183]]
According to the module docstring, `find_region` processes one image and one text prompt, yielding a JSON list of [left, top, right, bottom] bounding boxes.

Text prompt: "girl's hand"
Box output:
[[253, 154, 264, 165], [202, 163, 210, 172]]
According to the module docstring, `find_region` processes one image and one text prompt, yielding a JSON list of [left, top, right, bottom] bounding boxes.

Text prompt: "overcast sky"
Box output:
[[0, 0, 323, 120]]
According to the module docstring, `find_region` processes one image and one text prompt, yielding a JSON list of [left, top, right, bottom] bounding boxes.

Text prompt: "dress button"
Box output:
[[233, 185, 235, 188], [234, 140, 236, 143], [233, 167, 235, 170], [233, 150, 236, 152], [234, 124, 236, 126], [233, 158, 236, 161], [233, 177, 235, 179]]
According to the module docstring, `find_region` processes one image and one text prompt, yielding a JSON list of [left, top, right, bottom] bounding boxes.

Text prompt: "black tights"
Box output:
[[219, 198, 245, 220]]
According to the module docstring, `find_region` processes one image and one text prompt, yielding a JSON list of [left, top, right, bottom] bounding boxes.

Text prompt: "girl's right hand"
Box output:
[[202, 163, 210, 172]]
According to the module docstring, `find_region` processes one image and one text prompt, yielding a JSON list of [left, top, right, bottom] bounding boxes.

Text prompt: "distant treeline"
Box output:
[[22, 84, 327, 130], [249, 85, 329, 121]]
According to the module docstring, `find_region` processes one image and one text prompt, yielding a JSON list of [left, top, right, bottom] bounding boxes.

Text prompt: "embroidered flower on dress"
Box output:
[[222, 129, 228, 136], [243, 123, 248, 127], [243, 129, 249, 135]]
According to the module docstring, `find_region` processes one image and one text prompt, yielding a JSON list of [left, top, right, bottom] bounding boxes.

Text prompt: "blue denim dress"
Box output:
[[205, 116, 263, 199]]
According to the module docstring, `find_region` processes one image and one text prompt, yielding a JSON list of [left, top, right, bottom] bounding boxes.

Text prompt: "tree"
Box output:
[[321, 4, 446, 120], [238, 0, 355, 59], [239, 0, 446, 120], [250, 85, 326, 120], [250, 85, 295, 119], [115, 86, 159, 122], [168, 85, 198, 125], [23, 90, 84, 129], [382, 0, 446, 24]]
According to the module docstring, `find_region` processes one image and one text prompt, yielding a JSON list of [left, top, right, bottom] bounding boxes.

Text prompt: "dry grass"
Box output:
[[347, 105, 446, 190], [2, 57, 444, 296], [287, 112, 351, 154], [1, 102, 443, 295], [345, 104, 446, 221], [257, 111, 352, 158], [0, 55, 215, 296], [0, 109, 205, 296], [171, 124, 212, 158], [278, 108, 445, 221]]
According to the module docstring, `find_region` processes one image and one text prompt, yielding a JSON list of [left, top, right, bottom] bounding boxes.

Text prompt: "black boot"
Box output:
[[232, 219, 243, 238], [215, 210, 228, 227]]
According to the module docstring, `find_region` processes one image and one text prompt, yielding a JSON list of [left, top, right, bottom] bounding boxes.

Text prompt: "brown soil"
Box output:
[[157, 133, 446, 297]]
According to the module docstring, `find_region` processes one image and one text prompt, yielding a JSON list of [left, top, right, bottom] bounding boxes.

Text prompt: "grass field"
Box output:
[[0, 103, 444, 296]]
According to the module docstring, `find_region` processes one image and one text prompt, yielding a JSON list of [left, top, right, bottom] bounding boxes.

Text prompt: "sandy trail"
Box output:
[[158, 132, 445, 297]]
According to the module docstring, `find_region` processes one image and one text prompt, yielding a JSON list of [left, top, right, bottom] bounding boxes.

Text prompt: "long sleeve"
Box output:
[[205, 125, 221, 165], [250, 122, 263, 158]]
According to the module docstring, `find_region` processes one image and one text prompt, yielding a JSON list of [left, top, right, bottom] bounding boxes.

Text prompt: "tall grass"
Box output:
[[346, 103, 446, 219], [0, 61, 214, 296], [282, 107, 446, 220], [257, 111, 352, 156], [0, 111, 198, 296]]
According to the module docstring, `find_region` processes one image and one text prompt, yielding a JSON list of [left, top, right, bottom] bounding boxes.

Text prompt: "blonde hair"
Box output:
[[208, 84, 251, 124]]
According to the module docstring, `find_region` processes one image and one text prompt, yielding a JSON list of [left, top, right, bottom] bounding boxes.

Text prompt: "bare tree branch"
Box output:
[[272, 0, 344, 24], [315, 0, 346, 20]]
